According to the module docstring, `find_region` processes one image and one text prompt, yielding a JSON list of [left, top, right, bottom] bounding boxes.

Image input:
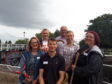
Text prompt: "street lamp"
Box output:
[[23, 32, 25, 39]]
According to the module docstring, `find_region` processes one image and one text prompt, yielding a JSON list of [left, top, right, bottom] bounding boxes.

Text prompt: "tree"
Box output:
[[54, 29, 60, 37], [35, 33, 41, 40], [86, 14, 112, 48], [8, 40, 12, 44], [15, 39, 28, 44], [5, 41, 8, 44], [0, 40, 1, 44], [79, 40, 85, 48]]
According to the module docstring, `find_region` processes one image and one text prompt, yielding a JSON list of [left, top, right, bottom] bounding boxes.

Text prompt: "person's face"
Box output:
[[67, 32, 74, 43], [60, 28, 67, 37], [42, 30, 49, 39], [48, 41, 57, 52], [85, 33, 95, 47], [31, 38, 39, 50]]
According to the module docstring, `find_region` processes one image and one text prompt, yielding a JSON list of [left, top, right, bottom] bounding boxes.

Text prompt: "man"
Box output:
[[56, 26, 68, 44], [40, 29, 50, 52], [62, 31, 79, 71], [39, 38, 65, 84], [62, 31, 79, 83], [56, 26, 68, 55]]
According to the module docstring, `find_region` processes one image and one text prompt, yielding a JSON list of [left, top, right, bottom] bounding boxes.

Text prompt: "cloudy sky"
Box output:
[[0, 0, 112, 43]]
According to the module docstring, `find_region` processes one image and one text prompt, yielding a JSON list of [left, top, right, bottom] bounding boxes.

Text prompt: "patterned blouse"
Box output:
[[62, 44, 79, 66]]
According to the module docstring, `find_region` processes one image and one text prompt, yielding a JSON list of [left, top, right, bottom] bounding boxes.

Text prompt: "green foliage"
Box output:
[[8, 40, 12, 44], [86, 14, 112, 48], [79, 40, 85, 48], [35, 33, 41, 40], [15, 39, 28, 44], [54, 29, 60, 37], [49, 32, 55, 38], [5, 41, 8, 44]]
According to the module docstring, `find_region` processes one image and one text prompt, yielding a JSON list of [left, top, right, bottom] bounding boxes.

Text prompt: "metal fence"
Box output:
[[0, 44, 26, 51]]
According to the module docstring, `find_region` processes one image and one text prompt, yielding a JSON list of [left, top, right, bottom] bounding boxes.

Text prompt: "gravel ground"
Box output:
[[0, 71, 19, 84]]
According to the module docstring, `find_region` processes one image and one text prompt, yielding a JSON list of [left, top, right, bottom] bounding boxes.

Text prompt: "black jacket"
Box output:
[[72, 45, 103, 84]]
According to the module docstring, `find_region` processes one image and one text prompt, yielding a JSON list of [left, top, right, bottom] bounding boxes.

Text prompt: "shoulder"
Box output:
[[40, 53, 48, 60], [22, 50, 30, 56], [73, 42, 79, 48], [56, 36, 61, 40], [89, 45, 104, 58], [88, 51, 103, 60], [23, 50, 29, 54], [38, 50, 45, 55], [89, 51, 102, 56]]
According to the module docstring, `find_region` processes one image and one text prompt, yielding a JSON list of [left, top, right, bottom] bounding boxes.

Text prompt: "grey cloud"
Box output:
[[0, 0, 55, 29]]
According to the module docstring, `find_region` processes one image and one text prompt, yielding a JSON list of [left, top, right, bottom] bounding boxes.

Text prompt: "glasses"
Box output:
[[31, 42, 38, 44]]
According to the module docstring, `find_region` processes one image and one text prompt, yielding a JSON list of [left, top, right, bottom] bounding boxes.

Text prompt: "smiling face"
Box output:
[[48, 40, 57, 52], [66, 31, 74, 43], [41, 29, 49, 40], [85, 32, 95, 47], [29, 37, 40, 51], [60, 26, 68, 38]]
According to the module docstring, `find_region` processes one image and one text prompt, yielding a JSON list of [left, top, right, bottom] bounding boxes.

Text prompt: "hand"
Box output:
[[41, 46, 49, 52], [65, 65, 70, 71], [25, 76, 32, 84], [56, 81, 63, 84], [71, 64, 76, 71], [32, 80, 37, 84]]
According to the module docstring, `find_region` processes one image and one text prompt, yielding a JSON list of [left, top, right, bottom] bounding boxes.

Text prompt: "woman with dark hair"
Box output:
[[71, 31, 104, 84], [19, 37, 45, 84]]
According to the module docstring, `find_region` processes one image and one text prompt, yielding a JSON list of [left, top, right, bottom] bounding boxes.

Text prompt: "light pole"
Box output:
[[23, 32, 25, 39]]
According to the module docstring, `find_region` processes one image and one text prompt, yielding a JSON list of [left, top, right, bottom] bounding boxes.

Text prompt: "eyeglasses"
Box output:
[[31, 42, 38, 44]]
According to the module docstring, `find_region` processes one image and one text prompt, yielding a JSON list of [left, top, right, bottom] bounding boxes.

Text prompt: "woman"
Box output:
[[19, 37, 45, 84], [71, 31, 104, 84]]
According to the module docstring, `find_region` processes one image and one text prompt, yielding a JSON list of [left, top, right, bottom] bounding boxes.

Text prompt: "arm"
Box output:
[[57, 57, 65, 84], [57, 71, 65, 84], [39, 69, 45, 84]]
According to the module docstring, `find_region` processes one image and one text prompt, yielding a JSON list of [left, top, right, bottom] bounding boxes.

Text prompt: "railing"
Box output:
[[103, 54, 112, 84], [102, 49, 112, 55], [0, 44, 27, 51]]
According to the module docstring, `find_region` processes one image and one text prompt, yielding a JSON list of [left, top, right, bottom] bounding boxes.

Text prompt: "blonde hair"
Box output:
[[41, 29, 50, 34], [67, 30, 74, 36]]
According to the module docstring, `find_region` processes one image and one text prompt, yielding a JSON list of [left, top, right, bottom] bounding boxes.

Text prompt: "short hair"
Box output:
[[28, 37, 41, 51], [48, 38, 57, 44], [60, 26, 68, 31], [67, 30, 74, 35], [41, 29, 50, 34]]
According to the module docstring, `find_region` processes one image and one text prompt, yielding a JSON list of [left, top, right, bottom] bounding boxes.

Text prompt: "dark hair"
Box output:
[[87, 31, 101, 46], [28, 37, 40, 51], [48, 38, 57, 44]]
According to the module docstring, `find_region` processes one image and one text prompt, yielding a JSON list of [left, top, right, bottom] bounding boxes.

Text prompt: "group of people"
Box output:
[[19, 26, 104, 84]]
